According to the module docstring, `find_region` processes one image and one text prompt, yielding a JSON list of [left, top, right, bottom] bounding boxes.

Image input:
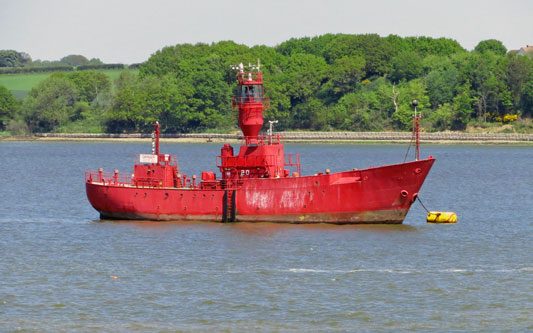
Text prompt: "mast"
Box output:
[[412, 100, 421, 161], [152, 121, 160, 157]]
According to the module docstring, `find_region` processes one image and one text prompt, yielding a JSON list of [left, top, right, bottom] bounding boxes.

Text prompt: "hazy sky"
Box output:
[[2, 0, 532, 64]]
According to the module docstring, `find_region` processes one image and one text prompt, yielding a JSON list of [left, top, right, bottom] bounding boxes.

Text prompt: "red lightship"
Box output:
[[86, 62, 435, 224]]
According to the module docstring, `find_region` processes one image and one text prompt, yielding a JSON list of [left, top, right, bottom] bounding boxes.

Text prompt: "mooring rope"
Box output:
[[417, 196, 430, 213]]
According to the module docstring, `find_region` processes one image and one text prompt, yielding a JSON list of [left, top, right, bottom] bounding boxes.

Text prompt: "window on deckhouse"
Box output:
[[240, 84, 263, 102]]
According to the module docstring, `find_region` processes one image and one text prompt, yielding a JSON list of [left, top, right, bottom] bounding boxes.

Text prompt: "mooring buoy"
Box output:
[[427, 211, 457, 224]]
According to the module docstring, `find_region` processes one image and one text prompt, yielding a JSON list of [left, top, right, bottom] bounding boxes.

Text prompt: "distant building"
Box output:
[[517, 45, 533, 58]]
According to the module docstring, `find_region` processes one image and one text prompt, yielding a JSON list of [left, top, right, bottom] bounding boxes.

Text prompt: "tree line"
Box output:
[[0, 51, 140, 74], [0, 64, 129, 75], [0, 51, 104, 68], [1, 35, 533, 134]]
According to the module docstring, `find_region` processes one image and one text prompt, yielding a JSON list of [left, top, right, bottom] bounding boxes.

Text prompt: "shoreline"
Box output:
[[2, 131, 533, 145]]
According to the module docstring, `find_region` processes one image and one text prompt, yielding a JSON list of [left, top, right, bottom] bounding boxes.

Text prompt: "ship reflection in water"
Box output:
[[94, 219, 419, 235]]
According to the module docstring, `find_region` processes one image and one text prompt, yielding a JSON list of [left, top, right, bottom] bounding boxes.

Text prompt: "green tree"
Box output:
[[425, 68, 458, 108], [140, 43, 210, 78], [452, 84, 474, 129], [393, 80, 429, 130], [282, 53, 328, 105], [88, 58, 104, 65], [505, 54, 533, 109], [421, 55, 454, 74], [262, 73, 291, 130], [323, 34, 395, 76], [114, 71, 138, 90], [276, 34, 337, 58], [291, 98, 327, 130], [66, 71, 111, 103], [0, 85, 18, 130], [60, 54, 89, 67], [460, 52, 503, 121], [0, 50, 31, 67], [390, 51, 423, 83], [322, 55, 366, 99], [427, 84, 474, 131], [428, 103, 454, 130], [474, 39, 507, 56], [404, 36, 465, 56], [328, 78, 396, 131], [106, 75, 160, 132], [521, 79, 533, 117], [21, 73, 78, 132], [384, 34, 412, 54], [333, 90, 379, 130]]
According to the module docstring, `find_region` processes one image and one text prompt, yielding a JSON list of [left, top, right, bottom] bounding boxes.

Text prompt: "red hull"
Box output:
[[86, 158, 434, 224]]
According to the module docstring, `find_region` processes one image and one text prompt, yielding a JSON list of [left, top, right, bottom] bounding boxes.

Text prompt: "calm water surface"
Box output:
[[1, 141, 532, 331]]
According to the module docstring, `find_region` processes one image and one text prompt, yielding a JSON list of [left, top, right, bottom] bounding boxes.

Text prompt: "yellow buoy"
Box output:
[[427, 211, 457, 224]]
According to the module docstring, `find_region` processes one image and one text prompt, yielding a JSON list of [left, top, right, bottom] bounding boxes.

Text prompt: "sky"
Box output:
[[1, 0, 532, 64]]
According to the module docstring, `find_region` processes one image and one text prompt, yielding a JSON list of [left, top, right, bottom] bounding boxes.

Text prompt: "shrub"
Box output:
[[0, 66, 74, 74], [7, 119, 29, 136], [76, 64, 125, 71]]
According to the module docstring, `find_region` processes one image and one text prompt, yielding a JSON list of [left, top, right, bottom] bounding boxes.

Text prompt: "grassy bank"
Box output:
[[0, 69, 138, 99]]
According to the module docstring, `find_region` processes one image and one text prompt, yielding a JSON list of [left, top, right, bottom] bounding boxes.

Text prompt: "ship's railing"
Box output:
[[86, 169, 245, 191], [86, 170, 190, 188], [232, 96, 270, 107], [216, 154, 278, 169], [232, 96, 264, 104], [132, 176, 172, 187], [284, 153, 301, 176], [220, 179, 244, 190], [236, 71, 263, 84], [85, 170, 133, 185], [241, 134, 282, 145]]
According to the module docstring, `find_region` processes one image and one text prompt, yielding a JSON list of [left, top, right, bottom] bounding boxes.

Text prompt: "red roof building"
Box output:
[[517, 45, 533, 57]]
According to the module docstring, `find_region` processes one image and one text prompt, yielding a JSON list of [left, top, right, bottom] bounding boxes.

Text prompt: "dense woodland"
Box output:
[[1, 34, 533, 134]]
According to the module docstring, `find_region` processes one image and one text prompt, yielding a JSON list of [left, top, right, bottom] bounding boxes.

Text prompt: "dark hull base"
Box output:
[[98, 208, 407, 225]]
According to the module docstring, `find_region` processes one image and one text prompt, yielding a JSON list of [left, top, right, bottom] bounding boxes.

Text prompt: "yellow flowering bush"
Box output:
[[503, 114, 518, 123], [490, 113, 518, 123]]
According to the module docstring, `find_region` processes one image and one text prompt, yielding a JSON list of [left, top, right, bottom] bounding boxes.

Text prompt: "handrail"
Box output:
[[285, 153, 301, 175], [236, 71, 263, 84], [240, 134, 282, 145], [233, 96, 265, 104], [85, 170, 168, 187], [86, 169, 203, 189], [220, 179, 243, 190], [217, 154, 278, 168], [85, 170, 133, 185], [86, 169, 246, 191]]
